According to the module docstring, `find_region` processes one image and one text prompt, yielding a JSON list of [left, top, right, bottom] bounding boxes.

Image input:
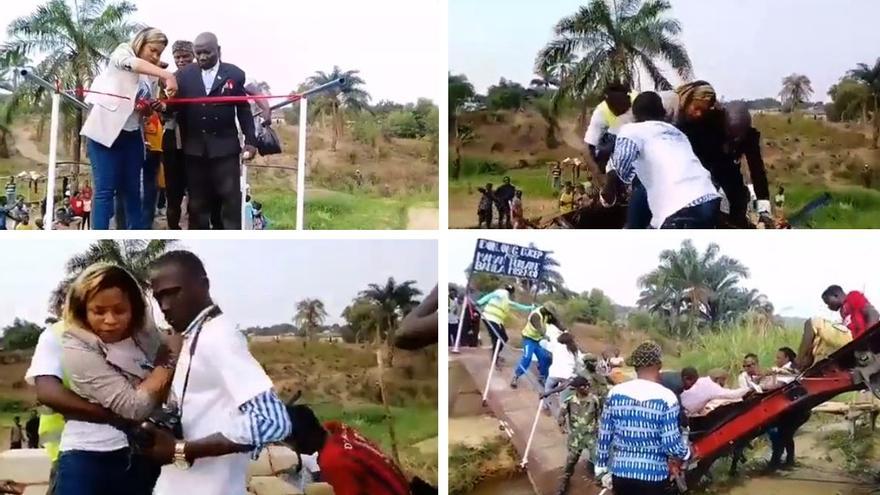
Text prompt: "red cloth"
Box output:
[[842, 291, 871, 339], [317, 422, 410, 495], [71, 197, 85, 216]]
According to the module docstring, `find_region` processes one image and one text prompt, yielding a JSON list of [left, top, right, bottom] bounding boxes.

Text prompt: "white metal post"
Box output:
[[520, 399, 544, 467], [44, 92, 60, 231], [451, 300, 468, 353], [482, 339, 502, 406], [295, 97, 308, 230]]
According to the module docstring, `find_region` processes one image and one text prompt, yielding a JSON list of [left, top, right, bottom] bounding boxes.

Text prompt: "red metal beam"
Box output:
[[692, 365, 857, 460]]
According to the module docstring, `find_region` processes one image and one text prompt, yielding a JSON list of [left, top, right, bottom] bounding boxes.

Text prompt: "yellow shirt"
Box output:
[[559, 191, 574, 214], [16, 223, 36, 230], [144, 113, 163, 152]]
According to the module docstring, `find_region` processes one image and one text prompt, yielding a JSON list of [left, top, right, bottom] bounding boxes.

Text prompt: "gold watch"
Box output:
[[173, 441, 191, 470]]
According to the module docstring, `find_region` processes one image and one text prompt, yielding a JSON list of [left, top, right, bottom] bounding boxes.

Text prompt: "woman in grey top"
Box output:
[[56, 263, 177, 495]]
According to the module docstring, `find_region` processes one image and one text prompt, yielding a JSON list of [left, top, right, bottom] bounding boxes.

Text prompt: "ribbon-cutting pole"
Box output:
[[44, 91, 61, 231], [520, 399, 545, 467], [296, 97, 308, 230]]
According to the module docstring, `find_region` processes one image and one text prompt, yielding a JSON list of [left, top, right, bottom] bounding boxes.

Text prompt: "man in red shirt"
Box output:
[[798, 285, 880, 369], [822, 285, 879, 339], [284, 404, 435, 495]]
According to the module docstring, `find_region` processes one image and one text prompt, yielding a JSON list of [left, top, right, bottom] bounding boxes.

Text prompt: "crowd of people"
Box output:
[[16, 252, 435, 495], [476, 79, 789, 229], [452, 281, 880, 494], [8, 27, 280, 231]]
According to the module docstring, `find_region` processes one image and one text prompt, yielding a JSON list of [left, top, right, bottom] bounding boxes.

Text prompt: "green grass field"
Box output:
[[785, 182, 880, 228], [255, 186, 436, 230]]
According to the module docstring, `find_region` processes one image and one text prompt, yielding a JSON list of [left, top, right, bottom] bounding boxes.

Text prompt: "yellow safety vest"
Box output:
[[482, 290, 510, 325], [38, 322, 69, 463], [522, 308, 549, 342], [598, 92, 639, 129]]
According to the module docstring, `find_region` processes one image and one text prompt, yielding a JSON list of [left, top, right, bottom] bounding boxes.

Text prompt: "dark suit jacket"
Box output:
[[173, 62, 256, 159]]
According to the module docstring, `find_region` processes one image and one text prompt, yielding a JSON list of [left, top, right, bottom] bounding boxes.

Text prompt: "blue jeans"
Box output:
[[661, 198, 721, 229], [87, 130, 144, 230], [515, 337, 552, 382], [56, 448, 159, 495], [141, 150, 161, 229], [626, 178, 652, 229]]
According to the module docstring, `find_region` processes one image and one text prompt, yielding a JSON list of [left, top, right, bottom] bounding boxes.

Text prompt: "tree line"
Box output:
[[0, 240, 426, 356], [459, 239, 776, 339]]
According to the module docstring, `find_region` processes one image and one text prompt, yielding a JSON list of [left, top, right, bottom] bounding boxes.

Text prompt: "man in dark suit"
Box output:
[[171, 32, 257, 230]]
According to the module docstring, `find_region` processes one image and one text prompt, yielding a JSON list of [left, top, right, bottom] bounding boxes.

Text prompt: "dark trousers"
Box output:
[[769, 410, 811, 466], [56, 449, 159, 495], [141, 150, 161, 230], [711, 164, 750, 227], [80, 212, 90, 230], [626, 178, 652, 229], [612, 476, 667, 495], [87, 131, 144, 230], [449, 323, 459, 346], [478, 208, 492, 229], [483, 320, 509, 360], [161, 131, 187, 230], [185, 154, 241, 230], [661, 198, 721, 229], [497, 206, 511, 229]]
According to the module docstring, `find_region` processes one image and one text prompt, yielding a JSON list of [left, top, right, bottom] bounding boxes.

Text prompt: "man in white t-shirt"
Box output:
[[601, 91, 721, 229], [143, 250, 291, 495]]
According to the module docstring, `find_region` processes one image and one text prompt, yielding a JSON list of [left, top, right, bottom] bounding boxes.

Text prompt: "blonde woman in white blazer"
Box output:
[[81, 27, 177, 230]]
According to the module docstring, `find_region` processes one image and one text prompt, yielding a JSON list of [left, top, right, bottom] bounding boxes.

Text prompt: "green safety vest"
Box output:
[[38, 322, 69, 463], [482, 290, 510, 325], [522, 308, 549, 342], [598, 92, 639, 129]]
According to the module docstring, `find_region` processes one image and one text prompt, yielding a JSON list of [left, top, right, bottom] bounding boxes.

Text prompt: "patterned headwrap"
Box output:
[[676, 80, 717, 110], [626, 341, 663, 369], [172, 40, 194, 55]]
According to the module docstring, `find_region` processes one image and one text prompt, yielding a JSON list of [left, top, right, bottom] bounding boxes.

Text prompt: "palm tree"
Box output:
[[0, 46, 31, 92], [306, 66, 370, 152], [359, 278, 422, 346], [637, 240, 750, 336], [6, 0, 141, 180], [294, 298, 328, 344], [536, 0, 692, 100], [848, 59, 880, 148], [65, 240, 176, 289], [829, 79, 871, 124], [779, 73, 814, 112], [448, 73, 475, 180]]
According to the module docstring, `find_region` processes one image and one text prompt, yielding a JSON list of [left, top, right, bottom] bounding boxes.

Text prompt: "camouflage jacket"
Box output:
[[563, 392, 601, 452]]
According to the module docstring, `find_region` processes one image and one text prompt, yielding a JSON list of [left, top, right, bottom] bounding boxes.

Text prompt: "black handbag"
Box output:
[[257, 125, 283, 156]]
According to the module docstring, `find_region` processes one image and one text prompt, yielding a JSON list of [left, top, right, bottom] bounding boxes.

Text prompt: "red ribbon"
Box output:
[[69, 87, 304, 108]]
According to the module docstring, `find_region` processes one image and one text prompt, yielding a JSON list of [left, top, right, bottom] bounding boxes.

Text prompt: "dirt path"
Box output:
[[11, 127, 47, 165], [407, 206, 438, 229]]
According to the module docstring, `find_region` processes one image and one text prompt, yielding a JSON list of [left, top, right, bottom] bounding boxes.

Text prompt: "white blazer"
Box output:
[[80, 43, 146, 148]]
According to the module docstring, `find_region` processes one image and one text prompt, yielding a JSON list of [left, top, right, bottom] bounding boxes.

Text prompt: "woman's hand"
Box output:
[[163, 73, 178, 98]]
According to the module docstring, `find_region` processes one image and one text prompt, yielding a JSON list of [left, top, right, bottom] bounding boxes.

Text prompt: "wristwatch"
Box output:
[[173, 441, 191, 470]]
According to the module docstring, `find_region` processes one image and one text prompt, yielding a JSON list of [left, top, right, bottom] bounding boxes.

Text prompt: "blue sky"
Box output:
[[448, 230, 880, 320], [1, 239, 438, 328], [449, 0, 880, 101]]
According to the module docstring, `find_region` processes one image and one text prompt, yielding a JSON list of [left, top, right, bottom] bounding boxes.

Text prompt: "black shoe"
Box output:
[[510, 375, 519, 389]]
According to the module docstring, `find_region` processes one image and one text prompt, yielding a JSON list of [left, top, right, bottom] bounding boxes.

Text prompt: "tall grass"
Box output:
[[449, 163, 561, 200], [666, 323, 801, 383], [785, 183, 880, 228]]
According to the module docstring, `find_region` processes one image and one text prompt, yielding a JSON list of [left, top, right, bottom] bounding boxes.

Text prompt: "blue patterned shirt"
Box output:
[[595, 378, 690, 482]]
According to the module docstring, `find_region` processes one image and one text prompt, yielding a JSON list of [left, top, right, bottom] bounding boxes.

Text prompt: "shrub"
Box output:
[[383, 110, 422, 139]]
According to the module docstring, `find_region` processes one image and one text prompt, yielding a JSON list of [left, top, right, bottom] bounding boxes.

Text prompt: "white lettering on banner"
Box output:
[[472, 240, 548, 280]]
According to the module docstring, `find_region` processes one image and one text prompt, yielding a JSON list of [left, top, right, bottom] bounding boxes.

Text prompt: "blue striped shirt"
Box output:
[[596, 379, 690, 482], [238, 390, 293, 459]]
